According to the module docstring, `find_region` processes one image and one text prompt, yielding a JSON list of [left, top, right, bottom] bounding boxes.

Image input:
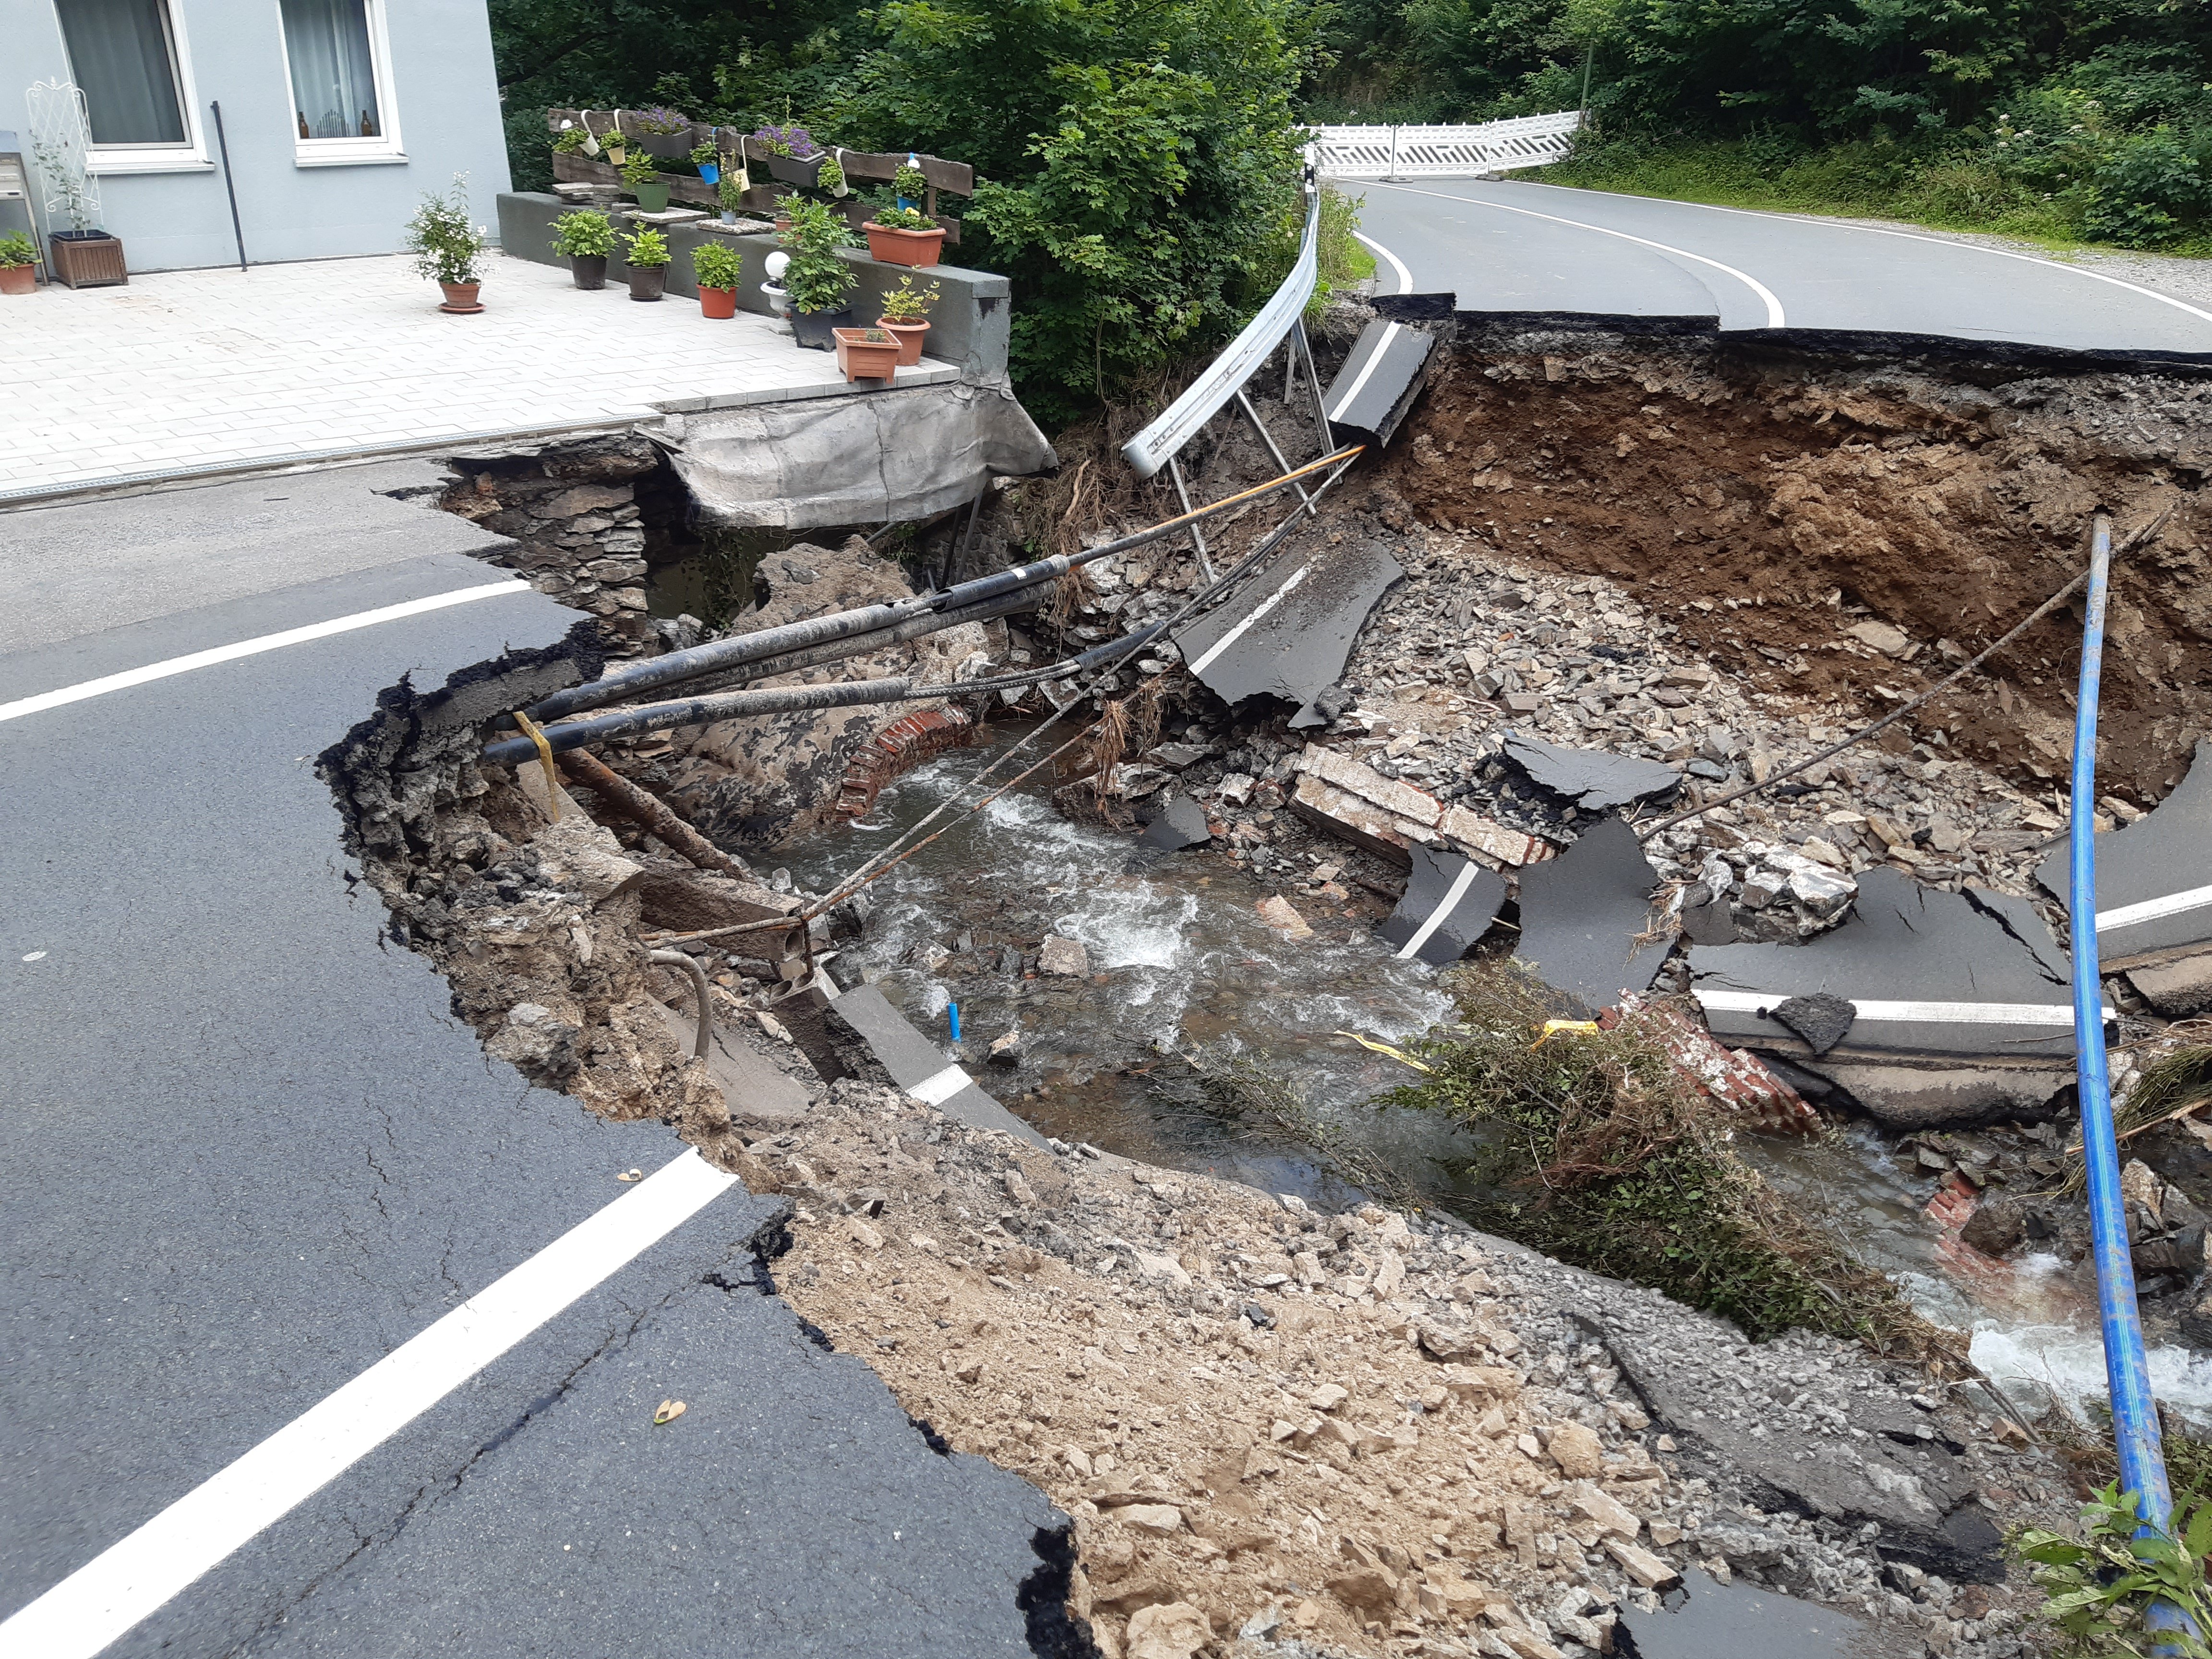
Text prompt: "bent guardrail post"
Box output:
[[2069, 510, 2186, 1646]]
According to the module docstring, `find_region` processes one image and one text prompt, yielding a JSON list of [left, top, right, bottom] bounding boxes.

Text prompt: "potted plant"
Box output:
[[402, 173, 489, 312], [716, 171, 748, 224], [691, 239, 744, 319], [834, 326, 902, 383], [552, 121, 590, 157], [622, 151, 670, 215], [28, 123, 125, 287], [551, 209, 615, 289], [622, 226, 672, 301], [601, 119, 626, 168], [0, 232, 36, 295], [875, 274, 940, 365], [866, 202, 944, 266], [631, 107, 692, 158], [752, 124, 825, 188], [691, 137, 721, 186], [817, 150, 847, 197], [777, 196, 857, 348]]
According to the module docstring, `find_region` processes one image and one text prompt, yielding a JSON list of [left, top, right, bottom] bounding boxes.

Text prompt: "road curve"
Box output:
[[1350, 177, 2212, 353]]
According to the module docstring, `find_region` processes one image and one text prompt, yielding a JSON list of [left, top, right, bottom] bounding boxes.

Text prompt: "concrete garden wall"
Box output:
[[495, 192, 1011, 381]]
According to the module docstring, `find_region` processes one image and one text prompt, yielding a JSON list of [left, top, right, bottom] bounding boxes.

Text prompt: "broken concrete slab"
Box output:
[[1136, 792, 1212, 852], [817, 983, 1047, 1148], [1502, 731, 1683, 813], [1378, 842, 1506, 966], [2128, 951, 2212, 1017], [2038, 737, 2212, 977], [1174, 538, 1404, 728], [1514, 817, 1670, 1014], [1289, 743, 1546, 870], [1689, 870, 2102, 1129], [1613, 1567, 1885, 1659], [652, 1000, 813, 1129], [1322, 317, 1437, 451]]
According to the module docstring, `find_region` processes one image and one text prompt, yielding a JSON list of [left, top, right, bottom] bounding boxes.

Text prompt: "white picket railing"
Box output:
[[1309, 111, 1583, 179]]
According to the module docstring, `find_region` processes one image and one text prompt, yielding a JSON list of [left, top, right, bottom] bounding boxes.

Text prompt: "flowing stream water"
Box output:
[[779, 723, 2212, 1424]]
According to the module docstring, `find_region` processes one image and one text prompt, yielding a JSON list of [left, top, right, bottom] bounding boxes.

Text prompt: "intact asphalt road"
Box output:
[[0, 465, 1056, 1657], [1349, 176, 2212, 352]]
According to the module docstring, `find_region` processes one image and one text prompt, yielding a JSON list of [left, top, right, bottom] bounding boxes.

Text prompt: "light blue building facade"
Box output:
[[2, 0, 510, 270]]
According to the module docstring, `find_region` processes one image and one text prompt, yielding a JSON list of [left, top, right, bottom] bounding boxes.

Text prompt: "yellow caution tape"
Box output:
[[1531, 1020, 1601, 1048], [1334, 1031, 1431, 1072], [511, 709, 562, 821]]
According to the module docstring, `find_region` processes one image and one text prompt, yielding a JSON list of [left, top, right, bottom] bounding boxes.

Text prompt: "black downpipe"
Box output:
[[483, 677, 917, 765], [209, 102, 247, 272]]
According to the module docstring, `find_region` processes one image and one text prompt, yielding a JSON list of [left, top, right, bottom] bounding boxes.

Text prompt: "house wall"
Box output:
[[1, 0, 510, 272]]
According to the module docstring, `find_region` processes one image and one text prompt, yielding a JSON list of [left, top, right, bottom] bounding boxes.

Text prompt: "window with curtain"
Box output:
[[280, 0, 382, 141], [55, 0, 189, 148]]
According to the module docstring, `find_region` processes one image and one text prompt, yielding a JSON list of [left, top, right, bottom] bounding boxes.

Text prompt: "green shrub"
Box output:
[[776, 195, 858, 312], [622, 227, 671, 268], [551, 210, 615, 258], [620, 151, 657, 190], [691, 239, 745, 289], [2085, 126, 2212, 247], [401, 174, 487, 286], [0, 231, 35, 268], [2013, 1484, 2212, 1657]]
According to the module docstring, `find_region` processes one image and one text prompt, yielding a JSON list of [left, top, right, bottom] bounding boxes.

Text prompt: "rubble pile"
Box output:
[[750, 1075, 2057, 1659]]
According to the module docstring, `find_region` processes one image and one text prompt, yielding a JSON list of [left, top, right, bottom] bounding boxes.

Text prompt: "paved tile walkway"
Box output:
[[0, 252, 956, 499]]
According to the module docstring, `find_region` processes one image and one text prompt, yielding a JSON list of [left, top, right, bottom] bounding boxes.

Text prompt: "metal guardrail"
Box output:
[[1310, 112, 1582, 179], [1120, 180, 1322, 481]]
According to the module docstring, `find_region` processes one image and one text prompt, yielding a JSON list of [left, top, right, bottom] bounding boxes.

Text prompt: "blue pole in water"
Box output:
[[2069, 512, 2183, 1621], [949, 1003, 961, 1043]]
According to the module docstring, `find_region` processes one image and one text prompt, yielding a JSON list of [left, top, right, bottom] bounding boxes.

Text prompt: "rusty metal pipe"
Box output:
[[558, 749, 747, 880], [646, 949, 712, 1060]]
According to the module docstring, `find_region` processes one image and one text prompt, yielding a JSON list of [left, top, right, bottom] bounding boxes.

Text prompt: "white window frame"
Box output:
[[274, 0, 406, 167], [58, 0, 215, 175]]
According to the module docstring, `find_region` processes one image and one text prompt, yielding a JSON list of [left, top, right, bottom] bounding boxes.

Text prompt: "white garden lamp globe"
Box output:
[[764, 250, 789, 279]]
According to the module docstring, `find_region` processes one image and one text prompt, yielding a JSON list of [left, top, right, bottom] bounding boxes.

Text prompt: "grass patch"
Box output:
[[1386, 962, 1962, 1362]]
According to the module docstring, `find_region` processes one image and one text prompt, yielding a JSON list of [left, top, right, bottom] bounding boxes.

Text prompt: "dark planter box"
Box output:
[[637, 131, 690, 158], [50, 230, 126, 288], [766, 153, 826, 189], [791, 305, 853, 349]]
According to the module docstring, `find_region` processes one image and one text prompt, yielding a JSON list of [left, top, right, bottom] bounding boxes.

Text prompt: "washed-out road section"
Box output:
[[0, 464, 1057, 1657]]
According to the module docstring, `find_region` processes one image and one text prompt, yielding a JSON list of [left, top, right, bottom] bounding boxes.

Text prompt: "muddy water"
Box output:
[[780, 724, 2212, 1423]]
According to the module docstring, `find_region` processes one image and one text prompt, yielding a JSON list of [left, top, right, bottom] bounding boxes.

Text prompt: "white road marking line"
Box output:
[[0, 1148, 737, 1659], [911, 1064, 971, 1106], [1516, 180, 2212, 334], [1353, 230, 1412, 296], [1395, 859, 1481, 961], [1187, 564, 1313, 676], [0, 580, 533, 726], [2098, 882, 2212, 935], [1326, 321, 1403, 421], [1695, 990, 2108, 1026], [1364, 180, 1787, 328]]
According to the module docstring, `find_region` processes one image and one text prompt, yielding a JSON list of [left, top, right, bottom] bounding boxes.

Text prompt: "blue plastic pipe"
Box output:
[[2068, 512, 2181, 1576], [948, 1003, 961, 1043]]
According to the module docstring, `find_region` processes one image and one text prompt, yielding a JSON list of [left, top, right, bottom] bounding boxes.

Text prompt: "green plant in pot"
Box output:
[[875, 274, 939, 366], [0, 230, 36, 295], [621, 150, 670, 215], [716, 171, 749, 224], [631, 106, 691, 159], [622, 226, 672, 302], [834, 322, 902, 384], [865, 201, 945, 268], [776, 196, 858, 349], [551, 210, 615, 291], [402, 173, 489, 312], [691, 138, 721, 187], [691, 239, 745, 320], [751, 124, 826, 189], [552, 122, 589, 156]]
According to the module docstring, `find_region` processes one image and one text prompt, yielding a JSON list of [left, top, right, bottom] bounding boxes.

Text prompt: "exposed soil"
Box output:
[[1372, 333, 2212, 800]]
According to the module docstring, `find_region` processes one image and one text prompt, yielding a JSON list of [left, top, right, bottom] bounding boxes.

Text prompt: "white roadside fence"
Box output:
[[1309, 111, 1582, 180]]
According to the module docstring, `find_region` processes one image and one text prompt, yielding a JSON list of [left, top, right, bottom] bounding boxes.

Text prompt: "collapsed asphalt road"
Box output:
[[0, 467, 1063, 1657], [1351, 176, 2212, 352]]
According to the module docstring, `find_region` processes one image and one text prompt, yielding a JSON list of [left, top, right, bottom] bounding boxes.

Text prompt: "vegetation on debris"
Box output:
[[400, 174, 488, 287], [2013, 1483, 2212, 1658], [1387, 962, 1950, 1355]]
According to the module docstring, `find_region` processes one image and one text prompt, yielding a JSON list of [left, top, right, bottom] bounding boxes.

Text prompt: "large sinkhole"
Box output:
[[411, 322, 2212, 1423]]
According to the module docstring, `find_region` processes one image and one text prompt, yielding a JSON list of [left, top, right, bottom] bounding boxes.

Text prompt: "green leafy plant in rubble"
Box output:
[[2013, 1484, 2212, 1657]]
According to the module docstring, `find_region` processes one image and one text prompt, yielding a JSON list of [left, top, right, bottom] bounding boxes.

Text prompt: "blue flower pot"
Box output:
[[699, 161, 721, 185]]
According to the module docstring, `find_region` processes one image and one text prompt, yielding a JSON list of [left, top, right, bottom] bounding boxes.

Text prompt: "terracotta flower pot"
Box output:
[[864, 223, 945, 267], [699, 285, 737, 319], [877, 316, 929, 366], [834, 327, 902, 384], [570, 254, 607, 290], [627, 264, 668, 301], [0, 264, 34, 295], [438, 280, 483, 313]]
